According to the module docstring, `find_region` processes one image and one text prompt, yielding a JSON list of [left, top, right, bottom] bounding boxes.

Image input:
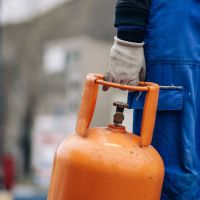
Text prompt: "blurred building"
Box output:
[[1, 0, 132, 188]]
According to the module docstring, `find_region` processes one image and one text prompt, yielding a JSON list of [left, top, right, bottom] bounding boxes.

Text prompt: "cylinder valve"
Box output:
[[113, 101, 128, 126]]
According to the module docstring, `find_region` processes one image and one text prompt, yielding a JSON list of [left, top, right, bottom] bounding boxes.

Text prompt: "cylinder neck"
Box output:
[[108, 124, 126, 133]]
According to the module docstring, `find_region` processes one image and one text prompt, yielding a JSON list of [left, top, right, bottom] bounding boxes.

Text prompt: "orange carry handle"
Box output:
[[76, 74, 159, 147]]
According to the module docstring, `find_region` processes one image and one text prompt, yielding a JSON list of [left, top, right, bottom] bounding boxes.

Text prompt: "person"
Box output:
[[104, 0, 200, 199]]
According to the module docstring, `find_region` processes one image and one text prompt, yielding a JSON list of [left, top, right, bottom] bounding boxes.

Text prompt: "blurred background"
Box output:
[[0, 0, 132, 199]]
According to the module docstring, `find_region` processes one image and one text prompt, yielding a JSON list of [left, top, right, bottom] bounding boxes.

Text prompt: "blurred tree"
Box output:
[[20, 95, 36, 176], [0, 0, 6, 157]]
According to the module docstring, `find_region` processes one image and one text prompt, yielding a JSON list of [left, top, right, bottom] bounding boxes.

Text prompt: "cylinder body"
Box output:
[[48, 126, 164, 200]]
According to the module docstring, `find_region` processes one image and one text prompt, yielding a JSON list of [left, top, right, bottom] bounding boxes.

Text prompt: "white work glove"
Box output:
[[103, 36, 146, 91]]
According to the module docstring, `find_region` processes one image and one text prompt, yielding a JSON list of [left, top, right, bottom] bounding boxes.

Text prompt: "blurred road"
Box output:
[[0, 191, 12, 200], [0, 187, 47, 200]]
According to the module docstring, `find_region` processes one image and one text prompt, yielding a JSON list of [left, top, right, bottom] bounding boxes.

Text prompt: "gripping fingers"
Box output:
[[139, 65, 146, 82], [128, 78, 139, 86], [102, 73, 114, 91]]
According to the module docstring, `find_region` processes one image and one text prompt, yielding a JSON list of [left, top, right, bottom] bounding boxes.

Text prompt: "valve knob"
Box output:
[[113, 101, 128, 126]]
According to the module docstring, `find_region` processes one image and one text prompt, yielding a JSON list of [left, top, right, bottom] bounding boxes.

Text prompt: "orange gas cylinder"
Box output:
[[48, 74, 164, 200]]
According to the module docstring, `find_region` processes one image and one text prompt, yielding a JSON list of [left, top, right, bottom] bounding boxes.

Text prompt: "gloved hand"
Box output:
[[103, 36, 146, 91]]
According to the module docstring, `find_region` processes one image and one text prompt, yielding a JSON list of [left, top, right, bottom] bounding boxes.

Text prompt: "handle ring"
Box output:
[[76, 74, 159, 147]]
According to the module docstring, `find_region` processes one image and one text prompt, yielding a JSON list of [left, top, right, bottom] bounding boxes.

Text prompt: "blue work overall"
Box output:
[[128, 0, 200, 199]]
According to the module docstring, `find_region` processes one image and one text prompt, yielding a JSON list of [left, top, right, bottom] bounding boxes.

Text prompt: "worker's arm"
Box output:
[[115, 0, 151, 42], [103, 0, 151, 90]]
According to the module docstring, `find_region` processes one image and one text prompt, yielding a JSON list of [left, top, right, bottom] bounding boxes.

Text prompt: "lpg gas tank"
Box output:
[[48, 74, 164, 200]]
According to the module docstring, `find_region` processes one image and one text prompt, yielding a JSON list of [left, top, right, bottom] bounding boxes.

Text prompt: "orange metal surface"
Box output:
[[48, 74, 164, 200]]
